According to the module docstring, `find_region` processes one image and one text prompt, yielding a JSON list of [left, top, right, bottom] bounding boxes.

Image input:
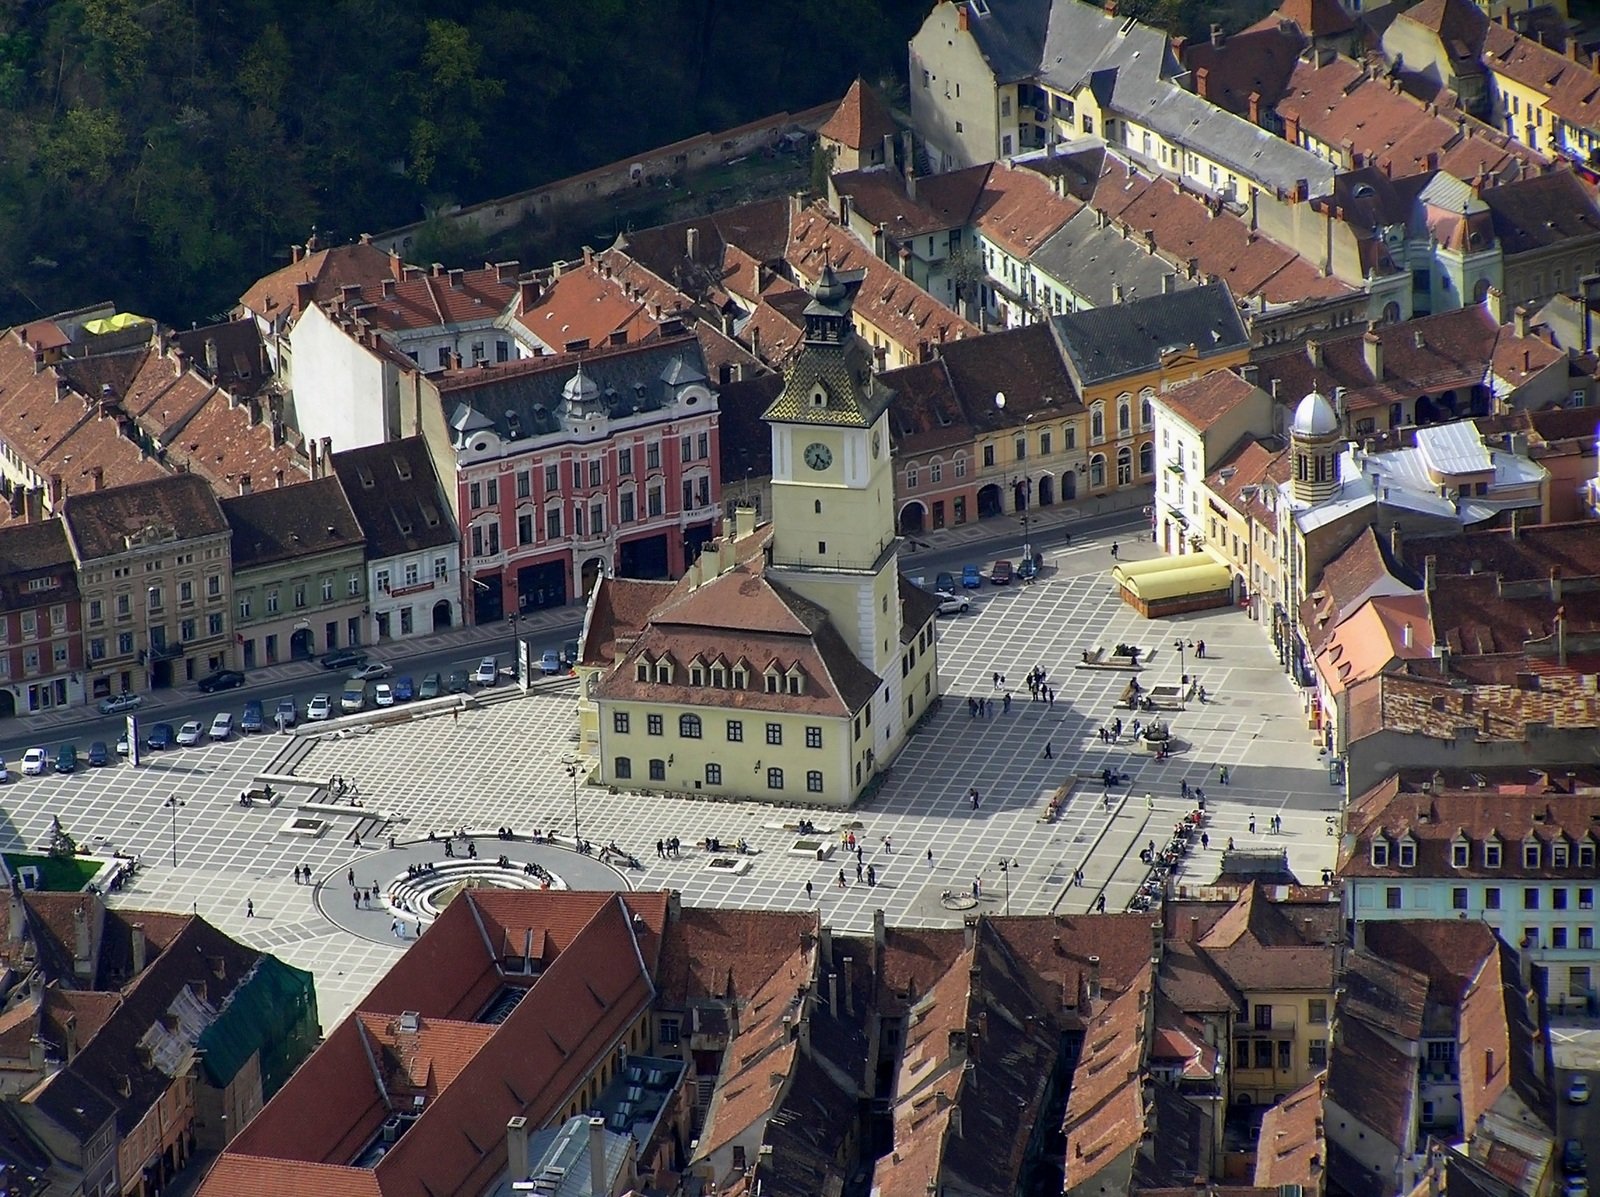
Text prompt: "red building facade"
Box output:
[[0, 520, 85, 717]]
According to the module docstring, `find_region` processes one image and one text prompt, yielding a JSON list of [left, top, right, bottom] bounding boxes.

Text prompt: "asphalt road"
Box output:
[[0, 507, 1145, 765]]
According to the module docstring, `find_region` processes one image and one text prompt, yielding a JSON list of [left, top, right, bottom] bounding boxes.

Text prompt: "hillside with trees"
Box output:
[[0, 0, 927, 328]]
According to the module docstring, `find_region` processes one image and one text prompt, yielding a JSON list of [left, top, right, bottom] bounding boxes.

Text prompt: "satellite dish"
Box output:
[[995, 391, 1007, 410]]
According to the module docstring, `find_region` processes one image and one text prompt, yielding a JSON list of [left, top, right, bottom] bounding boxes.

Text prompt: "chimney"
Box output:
[[1424, 555, 1436, 592], [884, 131, 898, 170], [1188, 915, 1201, 943], [519, 278, 543, 311], [1513, 305, 1530, 338], [1162, 273, 1176, 294], [588, 1116, 608, 1197], [1402, 621, 1413, 649], [495, 260, 519, 284], [686, 226, 700, 262], [204, 337, 219, 377], [1557, 605, 1568, 667], [90, 466, 104, 491], [1363, 329, 1383, 380], [1087, 954, 1102, 1000], [239, 474, 252, 496], [1210, 22, 1223, 46], [1150, 920, 1163, 963], [447, 268, 465, 289], [963, 914, 977, 952], [388, 247, 404, 281], [839, 194, 854, 227], [843, 955, 856, 1015], [1550, 567, 1562, 602], [1248, 90, 1261, 125], [291, 244, 305, 263], [131, 923, 147, 974], [1195, 66, 1210, 100], [1306, 339, 1322, 367], [1112, 283, 1125, 304], [1390, 524, 1403, 560], [7, 892, 22, 942], [828, 971, 839, 1011], [48, 473, 63, 507], [295, 279, 317, 311], [506, 1116, 530, 1181], [1284, 113, 1300, 145], [957, 1, 969, 32], [72, 904, 91, 975]]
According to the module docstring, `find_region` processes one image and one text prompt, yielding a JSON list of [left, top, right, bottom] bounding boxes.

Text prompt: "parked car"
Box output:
[[373, 682, 395, 707], [349, 662, 392, 681], [22, 747, 47, 776], [146, 723, 175, 751], [540, 649, 562, 675], [340, 685, 367, 713], [1564, 1139, 1588, 1176], [53, 744, 78, 774], [1569, 1074, 1591, 1105], [175, 721, 205, 747], [319, 649, 368, 671], [209, 712, 234, 741], [393, 676, 415, 702], [275, 697, 298, 728], [990, 559, 1014, 585], [0, 760, 9, 784], [87, 741, 110, 767], [115, 733, 130, 757], [1566, 1176, 1588, 1197], [198, 669, 246, 693], [306, 695, 333, 721], [1017, 555, 1040, 581], [472, 656, 499, 686], [419, 673, 443, 700], [561, 639, 580, 668], [97, 692, 144, 715], [447, 670, 469, 694], [936, 592, 971, 617], [961, 564, 983, 589], [240, 700, 264, 734], [935, 571, 957, 593]]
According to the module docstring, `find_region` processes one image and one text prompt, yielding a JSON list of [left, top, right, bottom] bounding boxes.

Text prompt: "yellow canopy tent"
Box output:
[[1120, 561, 1233, 603], [80, 313, 151, 336]]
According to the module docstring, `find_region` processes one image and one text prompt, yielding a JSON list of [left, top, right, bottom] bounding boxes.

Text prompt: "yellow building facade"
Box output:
[[576, 266, 941, 806]]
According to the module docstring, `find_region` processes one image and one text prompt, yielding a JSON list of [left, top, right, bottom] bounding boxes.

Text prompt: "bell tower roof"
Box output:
[[765, 266, 893, 428]]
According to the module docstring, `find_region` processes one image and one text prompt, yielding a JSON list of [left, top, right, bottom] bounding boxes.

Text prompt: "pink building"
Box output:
[[432, 332, 721, 622]]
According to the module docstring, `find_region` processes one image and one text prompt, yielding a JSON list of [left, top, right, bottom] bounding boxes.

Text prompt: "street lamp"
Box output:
[[1173, 638, 1192, 710], [565, 763, 580, 847], [998, 858, 1017, 916], [165, 795, 185, 867]]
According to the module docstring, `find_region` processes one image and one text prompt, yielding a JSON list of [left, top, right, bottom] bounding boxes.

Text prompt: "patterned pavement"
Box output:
[[0, 538, 1340, 1026]]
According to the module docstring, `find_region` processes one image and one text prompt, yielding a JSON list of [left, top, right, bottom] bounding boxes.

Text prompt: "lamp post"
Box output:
[[565, 763, 580, 847], [998, 858, 1017, 916], [1173, 638, 1192, 710], [165, 795, 185, 867]]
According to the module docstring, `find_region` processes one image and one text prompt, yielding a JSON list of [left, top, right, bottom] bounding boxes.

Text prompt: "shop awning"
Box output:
[[1119, 560, 1233, 603]]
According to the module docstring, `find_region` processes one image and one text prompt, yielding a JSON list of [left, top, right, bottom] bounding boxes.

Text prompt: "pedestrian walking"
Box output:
[[968, 696, 977, 718], [347, 868, 355, 887], [838, 869, 847, 889], [1043, 741, 1053, 759], [1048, 688, 1055, 707], [1219, 765, 1230, 785], [927, 848, 935, 866], [970, 789, 981, 810], [1196, 640, 1206, 659], [867, 864, 877, 887], [993, 671, 1002, 688], [972, 878, 981, 899], [246, 899, 254, 918], [806, 880, 814, 899], [884, 836, 893, 853], [453, 707, 459, 725], [1248, 815, 1256, 834], [1110, 541, 1119, 559], [1180, 779, 1190, 799], [1132, 719, 1142, 739], [1146, 792, 1154, 809], [1201, 831, 1210, 850], [1095, 894, 1107, 912], [1227, 836, 1235, 851], [855, 860, 863, 882], [1002, 692, 1011, 714]]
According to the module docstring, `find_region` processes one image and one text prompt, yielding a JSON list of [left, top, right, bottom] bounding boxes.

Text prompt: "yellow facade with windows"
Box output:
[[1230, 990, 1335, 1105]]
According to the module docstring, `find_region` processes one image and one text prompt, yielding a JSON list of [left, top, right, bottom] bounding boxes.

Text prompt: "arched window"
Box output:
[[1091, 404, 1105, 442], [1140, 395, 1153, 427], [679, 714, 702, 739], [1139, 442, 1154, 475], [1472, 278, 1491, 303], [1382, 302, 1401, 323], [1118, 401, 1131, 434], [1117, 446, 1133, 485], [1090, 453, 1106, 488]]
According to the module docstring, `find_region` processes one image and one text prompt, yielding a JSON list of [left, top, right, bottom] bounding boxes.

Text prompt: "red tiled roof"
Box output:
[[513, 260, 664, 351], [970, 161, 1080, 260], [1360, 921, 1499, 1010], [1163, 370, 1259, 433], [1091, 161, 1352, 305], [1277, 0, 1353, 37], [1061, 962, 1154, 1190], [1206, 434, 1288, 533], [656, 905, 818, 1008], [1484, 22, 1600, 136], [818, 78, 898, 152], [878, 360, 975, 458], [1254, 1073, 1328, 1188], [1326, 1012, 1414, 1146], [1277, 56, 1538, 183], [237, 240, 401, 327], [1184, 17, 1307, 119], [341, 264, 517, 334], [830, 165, 988, 241], [787, 202, 978, 360], [1314, 593, 1435, 697]]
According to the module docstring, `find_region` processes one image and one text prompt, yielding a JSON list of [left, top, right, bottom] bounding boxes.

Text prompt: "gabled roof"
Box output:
[[1313, 592, 1434, 697], [818, 78, 898, 152], [1254, 1073, 1328, 1188], [937, 321, 1083, 431], [1183, 16, 1307, 119], [0, 520, 76, 610], [1162, 369, 1260, 434], [1030, 204, 1198, 308], [336, 263, 518, 335], [222, 475, 364, 570], [237, 239, 401, 326], [512, 259, 666, 352], [1061, 961, 1154, 1190], [1325, 1011, 1414, 1147], [1481, 169, 1600, 256], [1483, 21, 1600, 135], [970, 160, 1080, 260], [329, 437, 458, 560], [952, 0, 1053, 85], [878, 359, 976, 458], [60, 472, 227, 561], [1051, 281, 1249, 388], [830, 165, 989, 241]]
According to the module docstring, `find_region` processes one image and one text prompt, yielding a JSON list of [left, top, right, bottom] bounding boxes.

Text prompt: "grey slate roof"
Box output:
[[1050, 280, 1248, 386], [436, 336, 712, 445], [962, 0, 1053, 85], [329, 437, 458, 561], [1037, 0, 1175, 96], [1031, 206, 1195, 307], [220, 475, 365, 570]]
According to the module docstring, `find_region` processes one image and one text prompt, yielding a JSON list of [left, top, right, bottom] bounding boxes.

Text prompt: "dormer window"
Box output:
[[636, 661, 650, 683], [1484, 840, 1502, 869], [787, 675, 803, 695], [1451, 838, 1470, 869], [690, 667, 704, 686], [1580, 840, 1596, 869], [655, 662, 673, 684], [1397, 836, 1416, 868], [733, 668, 748, 690], [1523, 840, 1541, 870], [1371, 838, 1390, 868], [1553, 840, 1569, 868], [711, 666, 726, 688], [765, 673, 779, 694]]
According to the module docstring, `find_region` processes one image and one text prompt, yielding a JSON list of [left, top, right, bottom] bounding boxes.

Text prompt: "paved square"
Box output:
[[0, 551, 1340, 1025]]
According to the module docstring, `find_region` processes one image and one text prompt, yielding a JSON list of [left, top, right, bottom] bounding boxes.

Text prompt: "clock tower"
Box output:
[[763, 264, 902, 678]]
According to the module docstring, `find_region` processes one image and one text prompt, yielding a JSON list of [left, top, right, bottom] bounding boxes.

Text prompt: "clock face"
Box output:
[[803, 442, 833, 471]]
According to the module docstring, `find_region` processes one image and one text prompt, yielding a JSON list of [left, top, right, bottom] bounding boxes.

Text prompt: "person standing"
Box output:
[[805, 880, 814, 900], [1110, 542, 1119, 559], [246, 899, 254, 918]]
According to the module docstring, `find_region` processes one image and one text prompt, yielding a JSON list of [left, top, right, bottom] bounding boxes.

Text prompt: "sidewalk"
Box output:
[[903, 486, 1150, 553]]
